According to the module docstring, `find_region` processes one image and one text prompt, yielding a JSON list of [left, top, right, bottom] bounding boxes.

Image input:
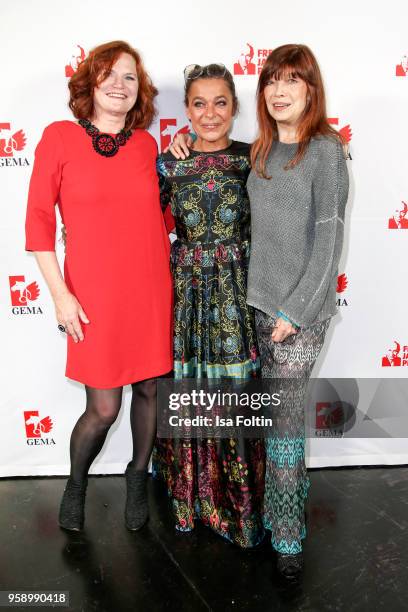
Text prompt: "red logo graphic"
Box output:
[[24, 411, 53, 439], [328, 118, 352, 144], [234, 43, 257, 75], [388, 201, 408, 229], [0, 123, 26, 157], [160, 119, 190, 152], [382, 341, 408, 367], [9, 276, 40, 306], [233, 43, 274, 75], [65, 44, 86, 78], [396, 55, 408, 77], [336, 273, 348, 293], [316, 402, 345, 430]]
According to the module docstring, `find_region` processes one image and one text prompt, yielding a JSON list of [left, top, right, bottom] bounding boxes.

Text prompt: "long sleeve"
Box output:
[[25, 123, 64, 251], [279, 140, 349, 328]]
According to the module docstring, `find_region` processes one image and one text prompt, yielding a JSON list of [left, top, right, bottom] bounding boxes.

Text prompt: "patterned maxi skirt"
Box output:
[[153, 238, 265, 548]]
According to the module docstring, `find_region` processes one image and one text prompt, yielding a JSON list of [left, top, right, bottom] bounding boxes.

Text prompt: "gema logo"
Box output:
[[65, 44, 86, 78], [24, 411, 55, 446], [336, 273, 348, 307], [8, 276, 43, 315], [0, 122, 29, 167], [388, 200, 408, 229], [159, 118, 190, 153], [315, 402, 345, 437]]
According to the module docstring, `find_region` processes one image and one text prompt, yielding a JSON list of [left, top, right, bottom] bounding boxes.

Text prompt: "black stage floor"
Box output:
[[1, 467, 407, 611]]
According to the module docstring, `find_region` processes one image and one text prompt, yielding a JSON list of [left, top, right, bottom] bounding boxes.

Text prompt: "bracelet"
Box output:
[[276, 310, 300, 330]]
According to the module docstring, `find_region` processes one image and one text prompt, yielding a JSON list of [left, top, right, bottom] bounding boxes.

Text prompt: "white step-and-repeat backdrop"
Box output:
[[1, 0, 407, 476]]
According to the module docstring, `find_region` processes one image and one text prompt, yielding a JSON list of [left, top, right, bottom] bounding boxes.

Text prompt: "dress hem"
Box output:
[[65, 360, 172, 388]]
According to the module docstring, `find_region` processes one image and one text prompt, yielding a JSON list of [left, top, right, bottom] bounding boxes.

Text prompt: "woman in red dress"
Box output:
[[25, 41, 172, 532]]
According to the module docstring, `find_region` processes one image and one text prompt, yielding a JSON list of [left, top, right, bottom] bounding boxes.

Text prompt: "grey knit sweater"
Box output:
[[247, 136, 349, 328]]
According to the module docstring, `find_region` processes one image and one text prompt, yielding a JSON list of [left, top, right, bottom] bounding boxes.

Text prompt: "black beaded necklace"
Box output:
[[79, 118, 132, 157]]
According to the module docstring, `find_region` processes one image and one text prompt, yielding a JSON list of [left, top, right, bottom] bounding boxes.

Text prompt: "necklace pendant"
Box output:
[[92, 133, 119, 157], [78, 118, 131, 157]]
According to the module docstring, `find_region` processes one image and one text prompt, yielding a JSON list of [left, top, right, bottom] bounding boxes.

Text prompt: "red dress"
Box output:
[[25, 121, 173, 388]]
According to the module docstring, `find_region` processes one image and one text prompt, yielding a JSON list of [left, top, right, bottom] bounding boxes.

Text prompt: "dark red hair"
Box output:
[[68, 40, 157, 130], [251, 44, 343, 178]]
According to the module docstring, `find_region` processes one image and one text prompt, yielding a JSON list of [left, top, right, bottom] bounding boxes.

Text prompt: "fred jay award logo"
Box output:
[[382, 342, 408, 367], [233, 42, 274, 75], [65, 44, 86, 78]]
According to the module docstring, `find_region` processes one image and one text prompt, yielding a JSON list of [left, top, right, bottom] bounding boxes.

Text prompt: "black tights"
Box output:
[[69, 378, 157, 484]]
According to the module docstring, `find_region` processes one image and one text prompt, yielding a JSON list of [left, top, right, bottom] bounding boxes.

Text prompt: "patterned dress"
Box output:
[[152, 141, 265, 548]]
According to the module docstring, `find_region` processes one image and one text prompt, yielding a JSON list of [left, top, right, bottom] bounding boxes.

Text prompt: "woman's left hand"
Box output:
[[271, 317, 298, 343], [60, 225, 67, 250]]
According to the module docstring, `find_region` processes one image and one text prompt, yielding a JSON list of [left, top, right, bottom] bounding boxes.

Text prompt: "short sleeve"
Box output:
[[25, 124, 64, 251]]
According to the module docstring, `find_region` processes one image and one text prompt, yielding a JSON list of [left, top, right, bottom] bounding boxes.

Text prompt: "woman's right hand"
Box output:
[[55, 291, 90, 343], [166, 133, 194, 159], [271, 317, 298, 343]]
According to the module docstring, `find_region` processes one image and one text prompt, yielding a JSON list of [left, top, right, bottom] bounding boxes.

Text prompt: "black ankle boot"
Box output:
[[276, 552, 304, 579], [125, 464, 148, 531], [58, 477, 87, 531]]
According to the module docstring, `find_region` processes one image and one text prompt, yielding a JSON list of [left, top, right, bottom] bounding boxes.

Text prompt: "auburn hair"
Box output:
[[251, 44, 343, 178], [68, 40, 157, 130]]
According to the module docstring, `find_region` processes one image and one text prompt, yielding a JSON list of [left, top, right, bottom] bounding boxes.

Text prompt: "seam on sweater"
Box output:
[[316, 215, 344, 226]]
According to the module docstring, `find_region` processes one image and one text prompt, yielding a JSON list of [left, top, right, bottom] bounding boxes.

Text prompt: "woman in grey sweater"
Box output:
[[169, 44, 348, 579], [247, 44, 349, 578]]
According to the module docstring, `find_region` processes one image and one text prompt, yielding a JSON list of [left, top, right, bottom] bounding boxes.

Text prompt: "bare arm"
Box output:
[[34, 251, 89, 342]]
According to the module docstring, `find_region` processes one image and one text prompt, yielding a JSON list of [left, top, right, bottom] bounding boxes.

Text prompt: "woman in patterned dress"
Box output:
[[152, 64, 265, 548]]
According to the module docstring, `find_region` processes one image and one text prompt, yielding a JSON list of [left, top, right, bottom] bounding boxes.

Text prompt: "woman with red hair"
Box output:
[[25, 41, 172, 532], [247, 44, 349, 578]]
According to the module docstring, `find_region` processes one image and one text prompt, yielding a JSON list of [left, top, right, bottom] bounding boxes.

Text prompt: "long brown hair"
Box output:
[[251, 44, 343, 178], [68, 40, 157, 130]]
